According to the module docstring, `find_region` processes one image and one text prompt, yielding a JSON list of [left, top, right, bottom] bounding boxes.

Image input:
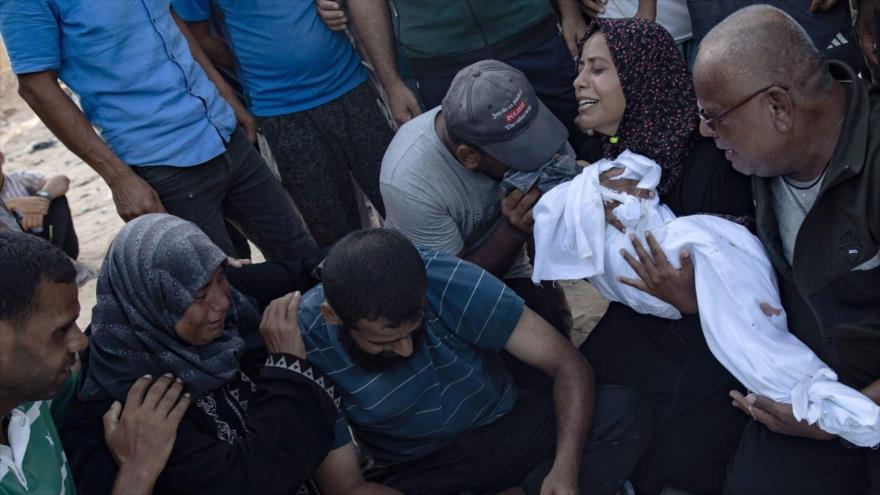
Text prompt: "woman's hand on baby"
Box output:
[[260, 291, 307, 359], [619, 232, 698, 314], [599, 167, 654, 233]]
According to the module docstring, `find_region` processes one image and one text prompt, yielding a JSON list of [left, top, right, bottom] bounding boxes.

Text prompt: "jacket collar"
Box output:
[[822, 61, 869, 191]]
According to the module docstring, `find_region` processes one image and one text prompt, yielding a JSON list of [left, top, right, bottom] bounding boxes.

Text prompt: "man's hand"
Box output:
[[386, 80, 422, 127], [580, 0, 607, 17], [260, 291, 307, 358], [104, 374, 191, 494], [226, 257, 252, 269], [109, 173, 166, 221], [730, 390, 835, 440], [559, 2, 589, 58], [316, 0, 348, 31], [7, 196, 49, 231], [236, 108, 257, 143], [7, 196, 50, 215], [10, 196, 51, 214], [501, 186, 541, 234], [809, 0, 842, 12], [599, 167, 654, 232], [540, 464, 578, 495], [619, 232, 698, 314]]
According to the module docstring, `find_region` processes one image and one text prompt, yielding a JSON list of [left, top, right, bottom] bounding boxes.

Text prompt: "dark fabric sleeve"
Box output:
[[226, 259, 320, 311], [662, 137, 755, 224], [151, 354, 339, 495]]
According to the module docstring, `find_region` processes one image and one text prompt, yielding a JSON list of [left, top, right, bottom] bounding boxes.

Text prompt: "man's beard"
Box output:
[[337, 328, 410, 373]]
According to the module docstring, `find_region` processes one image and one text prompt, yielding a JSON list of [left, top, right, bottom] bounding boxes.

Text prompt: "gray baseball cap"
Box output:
[[442, 59, 569, 172]]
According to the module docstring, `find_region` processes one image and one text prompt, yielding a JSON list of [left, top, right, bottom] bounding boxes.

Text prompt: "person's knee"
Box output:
[[592, 385, 654, 447]]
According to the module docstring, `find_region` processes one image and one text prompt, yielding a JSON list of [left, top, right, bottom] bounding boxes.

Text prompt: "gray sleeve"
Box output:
[[381, 182, 465, 255]]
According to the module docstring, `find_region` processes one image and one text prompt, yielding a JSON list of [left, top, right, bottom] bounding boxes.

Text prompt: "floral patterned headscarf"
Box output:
[[579, 18, 700, 195]]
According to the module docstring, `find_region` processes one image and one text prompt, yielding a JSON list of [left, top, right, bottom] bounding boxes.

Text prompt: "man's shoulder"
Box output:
[[297, 285, 330, 340], [382, 110, 446, 176]]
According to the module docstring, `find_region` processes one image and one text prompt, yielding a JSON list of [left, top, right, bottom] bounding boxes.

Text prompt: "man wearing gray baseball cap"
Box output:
[[380, 60, 573, 350]]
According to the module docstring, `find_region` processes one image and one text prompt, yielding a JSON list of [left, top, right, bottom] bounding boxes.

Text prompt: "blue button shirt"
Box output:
[[0, 0, 237, 167], [298, 249, 524, 463], [172, 0, 367, 117]]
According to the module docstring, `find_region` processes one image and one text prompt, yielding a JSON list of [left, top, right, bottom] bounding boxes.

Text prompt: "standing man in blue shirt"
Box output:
[[173, 0, 392, 248], [291, 229, 651, 494], [0, 0, 318, 261]]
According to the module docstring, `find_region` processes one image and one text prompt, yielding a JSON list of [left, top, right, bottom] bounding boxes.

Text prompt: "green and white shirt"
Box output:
[[0, 373, 78, 495]]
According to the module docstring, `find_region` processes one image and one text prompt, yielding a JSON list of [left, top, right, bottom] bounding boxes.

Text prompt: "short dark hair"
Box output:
[[322, 229, 427, 328], [0, 231, 76, 323]]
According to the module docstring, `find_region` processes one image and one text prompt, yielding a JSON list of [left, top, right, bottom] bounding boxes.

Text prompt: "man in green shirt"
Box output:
[[0, 231, 190, 495]]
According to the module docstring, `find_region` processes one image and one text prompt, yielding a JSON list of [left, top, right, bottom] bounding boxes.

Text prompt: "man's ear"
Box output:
[[767, 87, 794, 133], [320, 302, 343, 326], [454, 144, 481, 171]]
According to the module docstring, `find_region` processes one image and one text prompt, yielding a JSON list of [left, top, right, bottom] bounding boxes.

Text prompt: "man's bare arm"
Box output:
[[40, 175, 69, 198], [16, 72, 164, 221], [184, 20, 236, 69], [461, 186, 540, 277], [459, 220, 528, 278], [346, 0, 421, 125], [556, 0, 589, 57], [504, 307, 594, 492], [315, 442, 403, 495], [171, 10, 256, 142], [634, 0, 658, 20]]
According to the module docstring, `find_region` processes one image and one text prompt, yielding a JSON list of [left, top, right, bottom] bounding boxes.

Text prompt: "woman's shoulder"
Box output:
[[684, 136, 728, 166]]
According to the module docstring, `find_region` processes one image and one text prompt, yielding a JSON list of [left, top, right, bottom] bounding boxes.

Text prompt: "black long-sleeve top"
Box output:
[[62, 349, 338, 495]]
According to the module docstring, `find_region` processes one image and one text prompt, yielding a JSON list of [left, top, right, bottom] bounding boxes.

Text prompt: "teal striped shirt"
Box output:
[[298, 249, 524, 463]]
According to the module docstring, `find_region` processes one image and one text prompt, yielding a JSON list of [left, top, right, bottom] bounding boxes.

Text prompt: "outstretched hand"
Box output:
[[619, 232, 698, 314]]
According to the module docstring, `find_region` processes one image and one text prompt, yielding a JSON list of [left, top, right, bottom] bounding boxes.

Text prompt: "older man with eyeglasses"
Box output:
[[687, 4, 880, 494]]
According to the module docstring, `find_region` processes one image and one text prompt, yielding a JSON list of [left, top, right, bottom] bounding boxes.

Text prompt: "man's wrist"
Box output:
[[98, 159, 135, 187], [501, 217, 532, 237], [549, 456, 579, 483], [35, 190, 51, 200], [114, 462, 160, 495]]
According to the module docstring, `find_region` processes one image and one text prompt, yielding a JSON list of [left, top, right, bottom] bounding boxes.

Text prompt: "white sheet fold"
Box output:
[[532, 150, 880, 447]]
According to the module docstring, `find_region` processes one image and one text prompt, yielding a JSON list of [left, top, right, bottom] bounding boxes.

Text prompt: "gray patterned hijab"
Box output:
[[81, 214, 258, 402]]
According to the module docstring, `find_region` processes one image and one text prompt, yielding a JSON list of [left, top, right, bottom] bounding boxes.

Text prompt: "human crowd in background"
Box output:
[[0, 0, 879, 494]]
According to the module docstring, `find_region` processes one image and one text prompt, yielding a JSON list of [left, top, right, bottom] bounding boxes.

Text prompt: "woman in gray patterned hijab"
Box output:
[[81, 213, 259, 402]]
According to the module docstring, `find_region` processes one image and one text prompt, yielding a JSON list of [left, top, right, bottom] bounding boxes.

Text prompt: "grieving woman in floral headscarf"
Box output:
[[67, 214, 339, 495], [571, 18, 754, 494]]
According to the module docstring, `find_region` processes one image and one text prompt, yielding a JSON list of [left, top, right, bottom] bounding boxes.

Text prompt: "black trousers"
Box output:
[[366, 385, 653, 495], [35, 195, 78, 259], [580, 302, 748, 494], [725, 421, 871, 495], [134, 128, 318, 262], [258, 82, 391, 248]]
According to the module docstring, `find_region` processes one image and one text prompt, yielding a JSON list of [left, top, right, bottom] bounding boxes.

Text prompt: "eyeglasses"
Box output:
[[698, 85, 780, 132]]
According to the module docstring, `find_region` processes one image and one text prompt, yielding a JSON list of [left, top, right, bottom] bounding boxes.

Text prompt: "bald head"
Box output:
[[695, 5, 833, 102]]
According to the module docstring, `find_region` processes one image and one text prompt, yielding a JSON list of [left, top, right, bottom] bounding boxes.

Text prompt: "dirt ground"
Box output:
[[0, 42, 608, 342]]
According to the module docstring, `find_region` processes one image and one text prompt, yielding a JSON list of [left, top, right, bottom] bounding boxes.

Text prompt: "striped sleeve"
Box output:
[[5, 170, 47, 197], [427, 251, 525, 350]]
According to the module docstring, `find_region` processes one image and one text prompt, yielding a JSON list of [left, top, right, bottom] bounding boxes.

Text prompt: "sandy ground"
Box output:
[[0, 44, 608, 343]]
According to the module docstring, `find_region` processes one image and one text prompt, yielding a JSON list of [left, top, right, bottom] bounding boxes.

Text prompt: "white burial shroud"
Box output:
[[532, 150, 880, 447]]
